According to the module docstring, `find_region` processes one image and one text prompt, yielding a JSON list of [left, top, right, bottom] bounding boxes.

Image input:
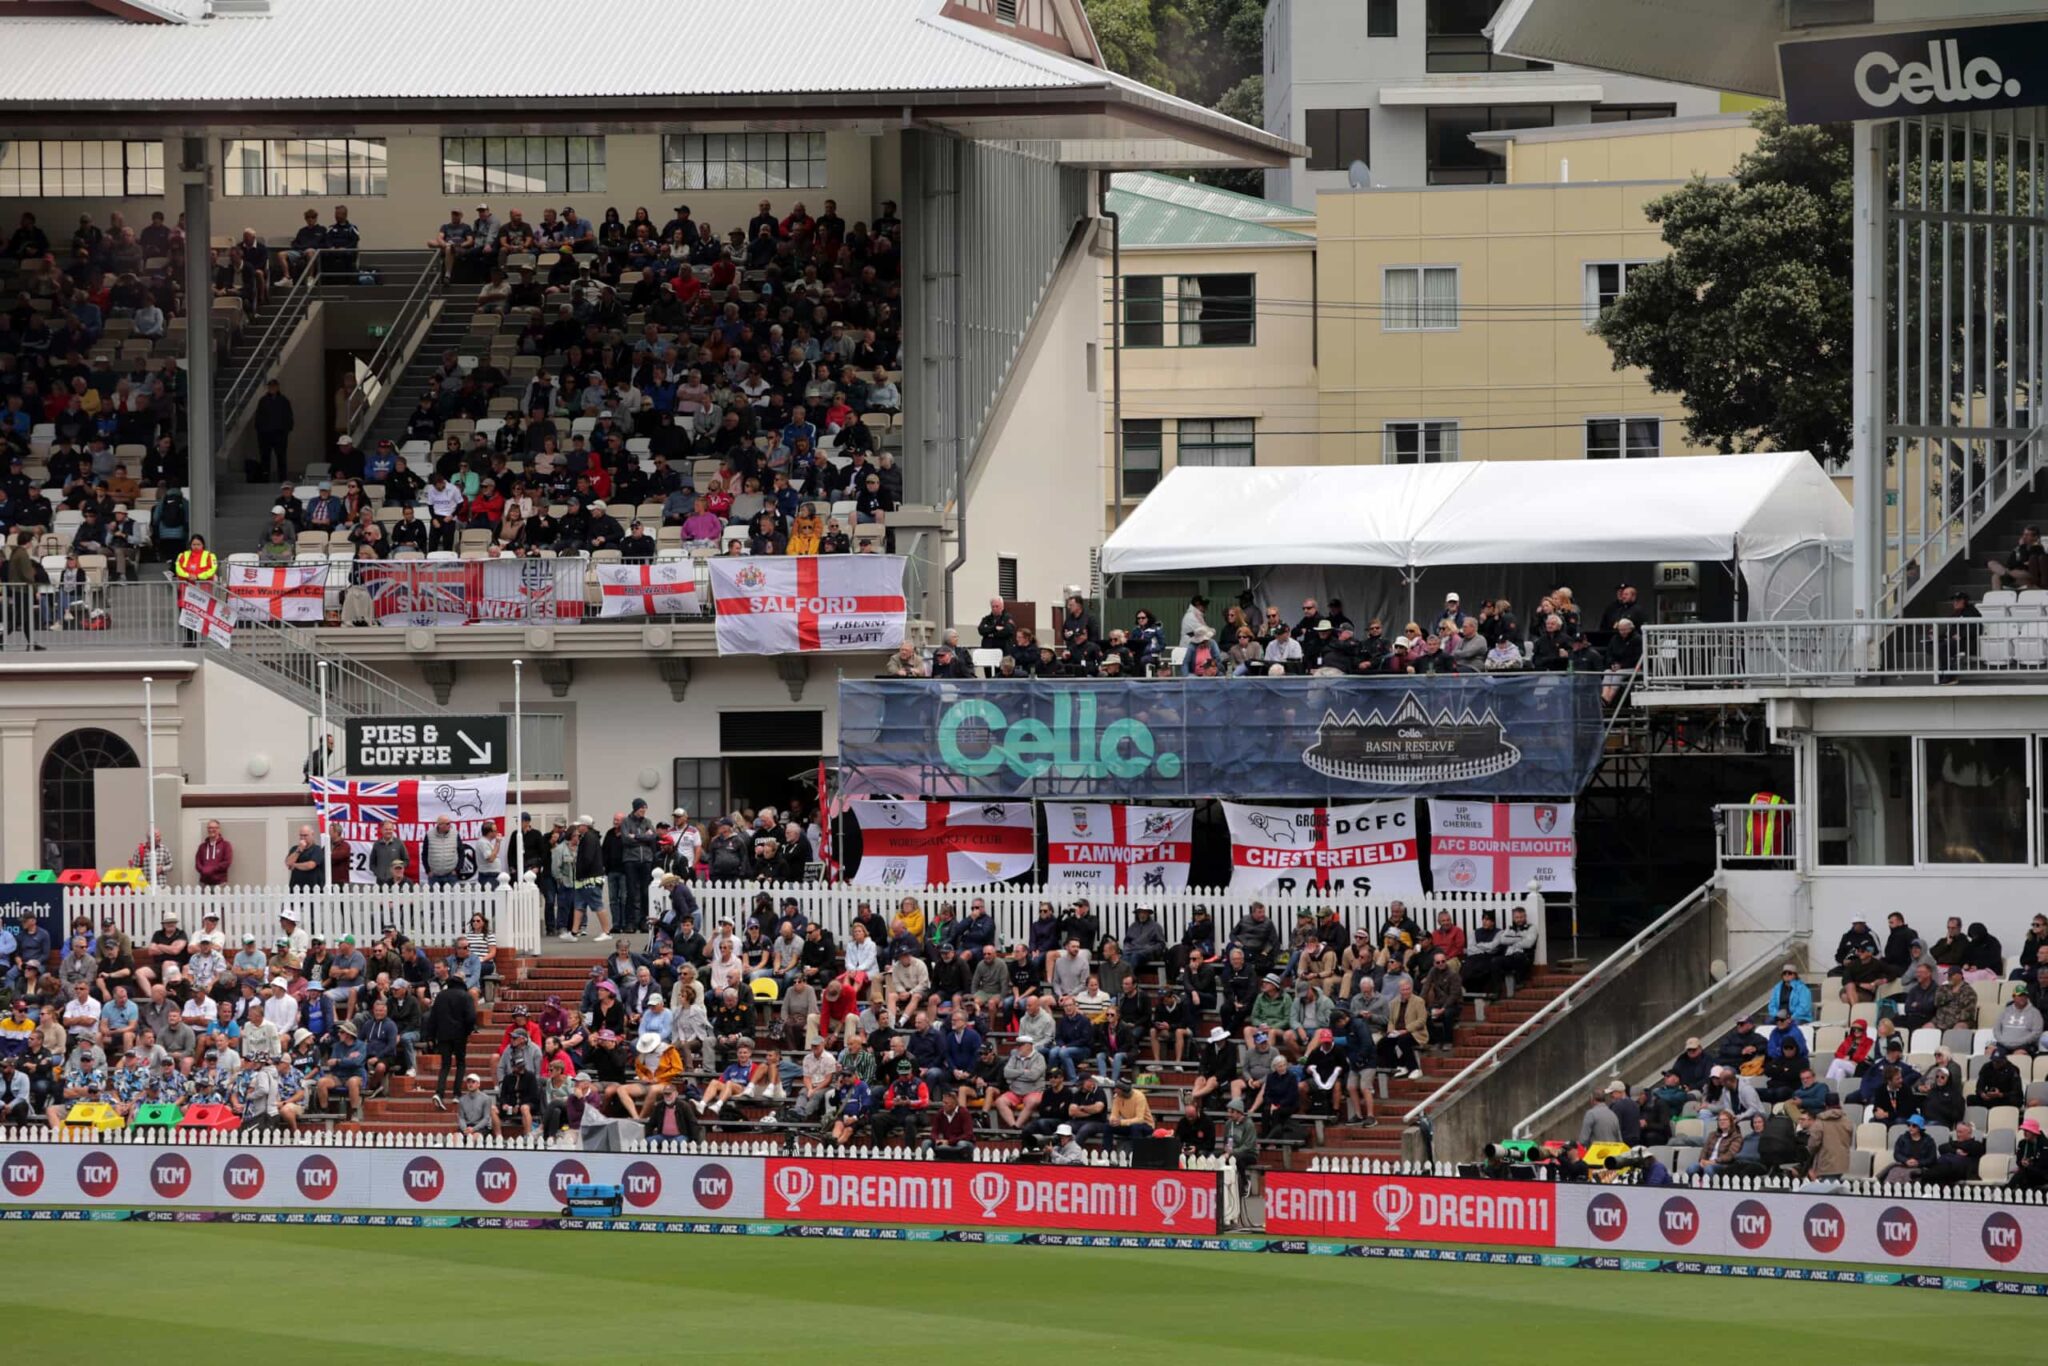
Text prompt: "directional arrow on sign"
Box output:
[[459, 730, 494, 767]]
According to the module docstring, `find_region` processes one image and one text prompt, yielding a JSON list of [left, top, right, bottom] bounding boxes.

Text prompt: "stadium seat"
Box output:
[[55, 868, 100, 888], [14, 869, 55, 882], [131, 1103, 183, 1128], [63, 1102, 125, 1131], [1978, 1153, 2013, 1183], [1855, 1121, 1886, 1151], [1908, 1027, 1941, 1054], [177, 1103, 240, 1130], [1988, 1104, 2020, 1132], [1940, 1027, 1975, 1055], [1847, 1002, 1877, 1031], [100, 867, 149, 890], [750, 978, 781, 1002]]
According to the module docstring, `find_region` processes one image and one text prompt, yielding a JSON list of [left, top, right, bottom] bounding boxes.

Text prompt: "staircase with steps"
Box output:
[[360, 294, 483, 455], [338, 955, 1584, 1153]]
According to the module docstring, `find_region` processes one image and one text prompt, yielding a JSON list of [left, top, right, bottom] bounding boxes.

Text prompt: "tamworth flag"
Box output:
[[1043, 803, 1193, 891], [1221, 799, 1423, 897], [849, 800, 1035, 887], [309, 775, 507, 883]]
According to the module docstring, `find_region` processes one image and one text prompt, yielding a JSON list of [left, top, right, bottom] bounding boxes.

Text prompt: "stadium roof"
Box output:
[[1488, 0, 1784, 97], [0, 0, 1299, 169], [1105, 172, 1314, 249]]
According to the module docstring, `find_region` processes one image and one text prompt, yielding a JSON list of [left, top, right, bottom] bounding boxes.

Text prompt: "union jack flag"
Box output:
[[311, 778, 401, 825]]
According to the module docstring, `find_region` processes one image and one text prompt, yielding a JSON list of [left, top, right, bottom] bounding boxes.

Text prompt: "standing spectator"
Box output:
[[253, 379, 294, 482], [192, 820, 233, 887], [619, 799, 658, 934], [425, 974, 477, 1109]]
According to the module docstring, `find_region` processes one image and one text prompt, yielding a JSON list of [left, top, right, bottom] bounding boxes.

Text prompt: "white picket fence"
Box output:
[[687, 882, 1546, 964], [60, 882, 545, 955]]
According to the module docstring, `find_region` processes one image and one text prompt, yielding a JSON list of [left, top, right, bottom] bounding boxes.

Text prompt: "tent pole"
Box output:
[[1406, 566, 1417, 628]]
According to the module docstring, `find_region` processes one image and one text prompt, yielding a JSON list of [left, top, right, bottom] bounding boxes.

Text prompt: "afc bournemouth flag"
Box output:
[[849, 799, 1035, 887], [1222, 800, 1423, 897], [309, 775, 508, 883], [710, 554, 907, 655], [1044, 803, 1193, 892], [1428, 800, 1576, 893], [227, 562, 327, 622], [177, 584, 235, 648], [596, 561, 701, 617]]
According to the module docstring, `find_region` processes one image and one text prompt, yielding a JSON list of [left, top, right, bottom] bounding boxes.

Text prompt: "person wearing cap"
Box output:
[[451, 1070, 493, 1139], [1880, 1113, 1938, 1183], [564, 813, 612, 942], [1763, 962, 1813, 1026], [1969, 1043, 2023, 1111], [1994, 984, 2044, 1054], [316, 1017, 370, 1122]]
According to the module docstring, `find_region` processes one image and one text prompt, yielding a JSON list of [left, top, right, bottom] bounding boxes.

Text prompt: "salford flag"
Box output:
[[227, 563, 327, 622], [1428, 799, 1576, 892], [176, 584, 234, 648], [1222, 800, 1423, 897], [849, 799, 1035, 887], [710, 554, 907, 655], [595, 561, 701, 617], [309, 776, 508, 884], [1043, 803, 1193, 892]]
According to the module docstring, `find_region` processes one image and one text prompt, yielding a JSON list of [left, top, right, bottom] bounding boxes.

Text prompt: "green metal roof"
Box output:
[[1106, 171, 1314, 249]]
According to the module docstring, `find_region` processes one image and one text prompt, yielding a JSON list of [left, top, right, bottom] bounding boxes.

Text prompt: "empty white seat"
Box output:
[[1909, 1027, 1942, 1054], [1981, 589, 2018, 613], [2015, 588, 2048, 614]]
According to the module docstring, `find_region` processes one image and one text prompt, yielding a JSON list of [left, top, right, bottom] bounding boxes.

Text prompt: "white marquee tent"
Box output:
[[1099, 451, 1852, 619]]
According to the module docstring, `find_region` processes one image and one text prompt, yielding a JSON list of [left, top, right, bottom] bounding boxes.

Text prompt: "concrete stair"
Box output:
[[361, 293, 484, 454]]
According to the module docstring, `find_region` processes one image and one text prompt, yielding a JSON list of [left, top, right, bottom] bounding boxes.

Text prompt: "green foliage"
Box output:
[[1595, 105, 1854, 466], [1086, 0, 1172, 93]]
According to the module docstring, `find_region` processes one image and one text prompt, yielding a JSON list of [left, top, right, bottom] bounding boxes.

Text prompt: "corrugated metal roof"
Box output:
[[0, 0, 1090, 102], [1106, 173, 1312, 248]]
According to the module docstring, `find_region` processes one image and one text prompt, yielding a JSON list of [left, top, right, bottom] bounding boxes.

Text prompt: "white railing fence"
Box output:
[[1641, 617, 2041, 688], [1715, 802, 1798, 868], [61, 882, 543, 955], [686, 882, 1546, 965]]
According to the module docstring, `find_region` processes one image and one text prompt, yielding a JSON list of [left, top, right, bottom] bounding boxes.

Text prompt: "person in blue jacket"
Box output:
[[1766, 963, 1814, 1024]]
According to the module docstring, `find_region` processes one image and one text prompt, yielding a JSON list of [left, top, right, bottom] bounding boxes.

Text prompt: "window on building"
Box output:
[[1425, 0, 1551, 72], [1383, 266, 1459, 331], [1384, 420, 1460, 464], [1815, 736, 1913, 866], [1124, 274, 1254, 346], [672, 758, 722, 824], [1367, 0, 1398, 36], [1122, 419, 1163, 498], [1425, 105, 1554, 184], [1122, 276, 1164, 347], [997, 556, 1020, 601], [1592, 103, 1680, 122], [1583, 260, 1652, 325], [221, 138, 387, 197], [40, 727, 137, 874], [1585, 417, 1662, 458], [720, 711, 824, 752], [1305, 108, 1371, 173], [1923, 737, 2029, 865], [0, 140, 162, 197], [441, 137, 606, 196], [1178, 417, 1256, 467], [662, 132, 827, 191]]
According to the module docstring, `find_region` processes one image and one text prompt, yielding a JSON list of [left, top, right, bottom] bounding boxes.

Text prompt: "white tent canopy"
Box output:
[[1099, 451, 1850, 574]]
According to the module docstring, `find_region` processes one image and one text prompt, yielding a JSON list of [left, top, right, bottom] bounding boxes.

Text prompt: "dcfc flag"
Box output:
[[595, 561, 700, 617], [1043, 803, 1193, 892], [1427, 799, 1576, 893], [309, 776, 508, 884], [849, 799, 1035, 887], [710, 554, 907, 655], [1222, 799, 1423, 897]]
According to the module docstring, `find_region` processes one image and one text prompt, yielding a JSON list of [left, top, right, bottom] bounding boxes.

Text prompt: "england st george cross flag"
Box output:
[[709, 554, 907, 655], [848, 800, 1035, 887], [1043, 803, 1193, 892]]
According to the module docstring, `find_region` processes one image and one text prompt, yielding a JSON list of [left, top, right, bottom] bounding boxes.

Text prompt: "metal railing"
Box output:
[[1403, 880, 1713, 1127], [343, 251, 444, 443], [1639, 617, 2048, 688], [1508, 933, 1793, 1141], [1715, 801, 1797, 868], [216, 249, 324, 436]]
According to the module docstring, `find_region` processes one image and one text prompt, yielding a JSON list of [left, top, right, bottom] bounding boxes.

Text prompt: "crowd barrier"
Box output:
[[1264, 1170, 2048, 1276], [0, 1139, 1224, 1235], [20, 882, 546, 955]]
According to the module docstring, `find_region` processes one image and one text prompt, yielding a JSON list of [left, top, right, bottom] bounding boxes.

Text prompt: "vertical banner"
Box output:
[[227, 563, 328, 622], [848, 800, 1035, 887], [1427, 800, 1577, 892], [1043, 804, 1193, 891], [309, 776, 509, 883], [176, 584, 235, 648], [1222, 800, 1422, 897], [709, 554, 907, 655]]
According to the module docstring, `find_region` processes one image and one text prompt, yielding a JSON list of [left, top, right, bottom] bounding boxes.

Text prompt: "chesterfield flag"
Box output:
[[1428, 799, 1577, 893], [1222, 799, 1423, 897], [309, 775, 508, 884], [1044, 803, 1193, 891], [595, 561, 701, 617], [176, 584, 234, 648], [849, 799, 1035, 887], [227, 562, 327, 622], [710, 554, 907, 655]]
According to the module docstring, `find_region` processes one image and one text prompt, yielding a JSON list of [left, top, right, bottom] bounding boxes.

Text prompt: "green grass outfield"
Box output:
[[8, 1221, 2032, 1362]]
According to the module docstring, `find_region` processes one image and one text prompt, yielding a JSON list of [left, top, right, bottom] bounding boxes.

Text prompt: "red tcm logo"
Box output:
[[75, 1153, 119, 1199], [222, 1154, 266, 1200], [475, 1157, 518, 1204], [402, 1156, 445, 1202], [548, 1159, 591, 1203], [2, 1151, 44, 1198], [1982, 1211, 2024, 1264], [692, 1162, 733, 1211], [1584, 1192, 1628, 1242], [150, 1153, 193, 1200], [1803, 1202, 1845, 1254], [296, 1155, 340, 1201], [1656, 1196, 1700, 1246], [1730, 1199, 1772, 1250], [622, 1160, 661, 1209], [1877, 1205, 1919, 1258]]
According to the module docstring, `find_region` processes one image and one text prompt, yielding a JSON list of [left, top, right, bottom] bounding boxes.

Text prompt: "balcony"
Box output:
[[1639, 616, 2048, 692]]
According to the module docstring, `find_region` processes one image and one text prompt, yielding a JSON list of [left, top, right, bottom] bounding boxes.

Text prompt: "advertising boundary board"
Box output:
[[763, 1158, 1224, 1234], [1263, 1173, 2048, 1276], [7, 1209, 2048, 1296]]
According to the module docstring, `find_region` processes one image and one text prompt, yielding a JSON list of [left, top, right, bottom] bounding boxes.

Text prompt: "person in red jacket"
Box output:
[[193, 820, 234, 886], [926, 1086, 975, 1159]]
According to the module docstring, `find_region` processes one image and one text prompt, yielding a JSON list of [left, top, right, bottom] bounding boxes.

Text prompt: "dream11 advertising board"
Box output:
[[763, 1158, 1222, 1234]]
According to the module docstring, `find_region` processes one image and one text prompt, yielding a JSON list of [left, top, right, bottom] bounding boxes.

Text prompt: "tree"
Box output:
[[1596, 105, 1853, 466], [1086, 0, 1171, 94], [1202, 75, 1265, 197]]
